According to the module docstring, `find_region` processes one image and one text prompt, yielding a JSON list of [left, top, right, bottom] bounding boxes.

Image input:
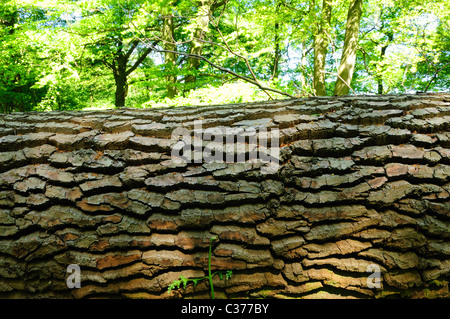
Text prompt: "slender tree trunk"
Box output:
[[377, 45, 387, 94], [271, 21, 281, 81], [299, 44, 307, 90], [163, 9, 177, 98], [299, 42, 312, 96], [333, 0, 364, 96], [184, 0, 213, 87], [377, 32, 393, 94], [1, 9, 19, 113], [114, 55, 128, 108], [313, 0, 332, 96], [271, 1, 282, 81]]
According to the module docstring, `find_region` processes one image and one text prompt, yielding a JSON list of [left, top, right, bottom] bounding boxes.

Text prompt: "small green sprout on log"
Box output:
[[167, 236, 232, 299]]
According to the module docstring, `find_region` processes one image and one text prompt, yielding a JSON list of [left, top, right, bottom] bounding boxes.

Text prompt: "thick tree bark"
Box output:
[[333, 0, 364, 96], [1, 93, 449, 299], [313, 0, 332, 96]]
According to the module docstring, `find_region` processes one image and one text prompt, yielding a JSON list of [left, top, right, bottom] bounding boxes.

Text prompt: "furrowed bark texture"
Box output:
[[0, 93, 449, 299]]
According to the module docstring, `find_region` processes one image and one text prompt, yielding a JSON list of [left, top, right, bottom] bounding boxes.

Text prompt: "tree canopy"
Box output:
[[0, 0, 449, 112]]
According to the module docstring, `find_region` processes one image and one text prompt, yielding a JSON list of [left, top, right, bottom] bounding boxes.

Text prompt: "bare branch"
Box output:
[[424, 61, 450, 92], [357, 47, 373, 77], [125, 4, 295, 100], [322, 70, 357, 95], [103, 58, 115, 72], [146, 40, 296, 98], [124, 40, 139, 61], [125, 41, 159, 77], [207, 12, 274, 99]]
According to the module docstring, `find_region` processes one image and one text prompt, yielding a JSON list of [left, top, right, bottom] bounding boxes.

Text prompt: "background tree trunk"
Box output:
[[377, 44, 387, 94], [271, 1, 282, 81], [1, 9, 19, 113], [113, 55, 128, 108], [313, 0, 332, 96], [271, 21, 281, 81], [184, 0, 214, 87], [163, 10, 178, 98], [333, 0, 364, 95], [377, 32, 394, 94]]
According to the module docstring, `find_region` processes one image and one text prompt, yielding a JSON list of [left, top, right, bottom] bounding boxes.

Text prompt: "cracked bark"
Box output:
[[0, 92, 449, 299]]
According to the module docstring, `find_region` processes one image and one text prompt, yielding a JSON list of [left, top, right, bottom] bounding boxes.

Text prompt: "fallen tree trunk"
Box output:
[[0, 92, 449, 299]]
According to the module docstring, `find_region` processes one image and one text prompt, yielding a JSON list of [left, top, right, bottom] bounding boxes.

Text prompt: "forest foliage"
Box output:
[[0, 0, 449, 113]]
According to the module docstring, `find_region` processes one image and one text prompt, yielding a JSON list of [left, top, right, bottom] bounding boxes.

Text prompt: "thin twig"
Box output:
[[194, 35, 270, 93], [123, 1, 295, 99], [142, 39, 296, 98], [207, 13, 274, 99], [424, 61, 450, 92], [322, 70, 357, 95], [126, 12, 295, 99]]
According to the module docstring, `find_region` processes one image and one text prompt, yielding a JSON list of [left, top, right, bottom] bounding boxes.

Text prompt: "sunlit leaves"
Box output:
[[1, 0, 449, 113], [354, 0, 449, 94]]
